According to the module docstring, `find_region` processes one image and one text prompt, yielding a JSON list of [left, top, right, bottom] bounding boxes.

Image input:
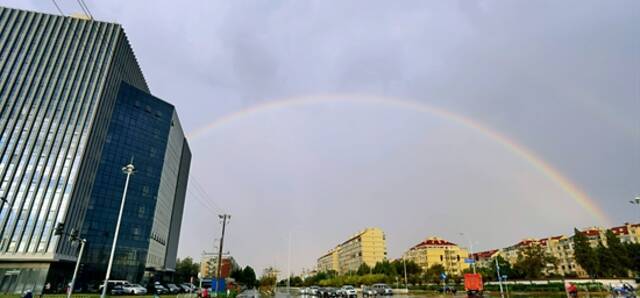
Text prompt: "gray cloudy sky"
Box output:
[[4, 1, 638, 275]]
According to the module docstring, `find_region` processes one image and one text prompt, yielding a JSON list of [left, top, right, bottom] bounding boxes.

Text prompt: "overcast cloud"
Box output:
[[3, 0, 638, 274]]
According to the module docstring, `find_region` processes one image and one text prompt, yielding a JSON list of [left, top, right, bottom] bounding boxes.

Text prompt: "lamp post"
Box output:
[[460, 233, 476, 274], [402, 255, 408, 291], [68, 235, 86, 298], [101, 162, 135, 298]]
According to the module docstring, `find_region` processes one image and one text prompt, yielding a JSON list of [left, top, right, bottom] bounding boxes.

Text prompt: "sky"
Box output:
[[3, 0, 638, 276]]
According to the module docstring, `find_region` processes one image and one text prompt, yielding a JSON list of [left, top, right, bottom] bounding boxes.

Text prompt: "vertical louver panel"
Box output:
[[0, 6, 150, 260]]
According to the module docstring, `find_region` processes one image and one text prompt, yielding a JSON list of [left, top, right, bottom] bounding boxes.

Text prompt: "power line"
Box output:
[[50, 0, 65, 16], [189, 174, 225, 212], [76, 0, 94, 20]]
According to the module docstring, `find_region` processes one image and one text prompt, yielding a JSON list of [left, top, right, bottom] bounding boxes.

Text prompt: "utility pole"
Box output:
[[215, 214, 230, 296], [101, 162, 135, 298]]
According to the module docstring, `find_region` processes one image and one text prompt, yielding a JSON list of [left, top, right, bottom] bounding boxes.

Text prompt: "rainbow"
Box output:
[[187, 94, 611, 225]]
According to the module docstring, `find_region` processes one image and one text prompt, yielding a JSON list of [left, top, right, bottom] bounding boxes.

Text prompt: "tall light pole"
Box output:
[[460, 232, 476, 274], [402, 255, 408, 291], [101, 162, 135, 298], [68, 235, 86, 298]]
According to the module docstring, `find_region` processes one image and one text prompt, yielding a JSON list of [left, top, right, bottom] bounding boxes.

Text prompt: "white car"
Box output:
[[340, 285, 357, 298], [123, 284, 147, 295]]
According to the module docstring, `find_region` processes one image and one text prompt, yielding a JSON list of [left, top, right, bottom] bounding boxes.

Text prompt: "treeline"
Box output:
[[573, 228, 640, 278], [281, 260, 456, 287]]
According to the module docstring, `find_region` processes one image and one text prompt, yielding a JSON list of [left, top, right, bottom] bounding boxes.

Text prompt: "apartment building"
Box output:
[[403, 236, 470, 275], [317, 228, 387, 274]]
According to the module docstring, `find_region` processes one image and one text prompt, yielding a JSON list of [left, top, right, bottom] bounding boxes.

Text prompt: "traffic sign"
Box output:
[[440, 273, 447, 280], [464, 258, 475, 264]]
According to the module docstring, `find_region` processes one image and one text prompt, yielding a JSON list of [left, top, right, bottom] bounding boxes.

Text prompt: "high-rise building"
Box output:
[[317, 228, 387, 274], [0, 6, 190, 293], [402, 236, 470, 275]]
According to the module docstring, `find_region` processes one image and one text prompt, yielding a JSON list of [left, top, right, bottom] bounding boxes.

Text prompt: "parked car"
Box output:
[[321, 287, 338, 298], [362, 286, 377, 297], [111, 285, 126, 295], [300, 287, 309, 295], [166, 283, 181, 293], [180, 283, 196, 293], [372, 283, 392, 295], [309, 286, 321, 296], [99, 280, 130, 293], [154, 284, 169, 294], [339, 285, 357, 298], [123, 283, 147, 295]]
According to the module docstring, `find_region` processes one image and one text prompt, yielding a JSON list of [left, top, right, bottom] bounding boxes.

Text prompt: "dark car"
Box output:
[[111, 285, 126, 295], [154, 284, 169, 295], [166, 283, 181, 294], [322, 287, 338, 298]]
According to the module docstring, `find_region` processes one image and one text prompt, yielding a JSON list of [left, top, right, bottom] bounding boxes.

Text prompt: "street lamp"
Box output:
[[459, 233, 476, 274], [402, 255, 408, 291], [67, 230, 86, 298], [629, 196, 640, 221], [101, 162, 135, 298]]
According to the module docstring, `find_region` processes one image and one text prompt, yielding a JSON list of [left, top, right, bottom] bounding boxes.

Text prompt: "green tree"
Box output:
[[512, 245, 557, 279], [624, 242, 640, 274], [244, 266, 258, 288], [373, 260, 397, 276], [605, 230, 630, 277], [356, 263, 371, 275], [573, 228, 599, 277], [424, 264, 445, 284], [596, 241, 618, 277], [175, 257, 200, 283]]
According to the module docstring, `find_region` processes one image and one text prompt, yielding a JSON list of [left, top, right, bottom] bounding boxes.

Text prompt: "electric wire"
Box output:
[[51, 0, 65, 16]]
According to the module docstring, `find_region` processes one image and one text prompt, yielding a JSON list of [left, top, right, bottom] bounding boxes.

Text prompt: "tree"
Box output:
[[242, 266, 257, 288], [424, 264, 445, 284], [573, 228, 599, 277], [372, 260, 396, 276], [604, 230, 630, 277], [175, 257, 199, 283], [596, 241, 618, 277], [512, 245, 556, 279], [356, 263, 371, 275], [624, 242, 640, 274]]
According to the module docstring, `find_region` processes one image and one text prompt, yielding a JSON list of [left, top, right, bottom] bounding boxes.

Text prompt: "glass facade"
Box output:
[[0, 6, 189, 294], [80, 82, 174, 283]]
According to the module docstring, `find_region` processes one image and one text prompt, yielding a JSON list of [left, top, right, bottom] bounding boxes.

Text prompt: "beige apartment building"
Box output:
[[472, 222, 640, 278], [317, 228, 387, 274], [403, 236, 470, 275]]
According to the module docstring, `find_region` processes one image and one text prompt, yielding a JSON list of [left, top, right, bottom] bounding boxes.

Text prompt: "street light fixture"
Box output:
[[101, 162, 135, 298]]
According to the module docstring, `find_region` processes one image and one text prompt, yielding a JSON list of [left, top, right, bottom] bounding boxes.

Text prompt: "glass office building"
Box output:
[[0, 6, 190, 293]]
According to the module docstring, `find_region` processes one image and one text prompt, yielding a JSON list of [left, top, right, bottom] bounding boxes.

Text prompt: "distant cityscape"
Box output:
[[312, 222, 640, 279]]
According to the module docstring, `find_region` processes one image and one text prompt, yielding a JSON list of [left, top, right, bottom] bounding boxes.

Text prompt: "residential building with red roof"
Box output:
[[402, 236, 470, 275]]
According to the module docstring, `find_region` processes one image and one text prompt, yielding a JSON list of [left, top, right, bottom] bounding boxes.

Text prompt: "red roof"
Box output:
[[610, 225, 629, 235], [581, 228, 601, 237], [516, 239, 538, 247], [411, 237, 456, 249], [472, 249, 498, 260]]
